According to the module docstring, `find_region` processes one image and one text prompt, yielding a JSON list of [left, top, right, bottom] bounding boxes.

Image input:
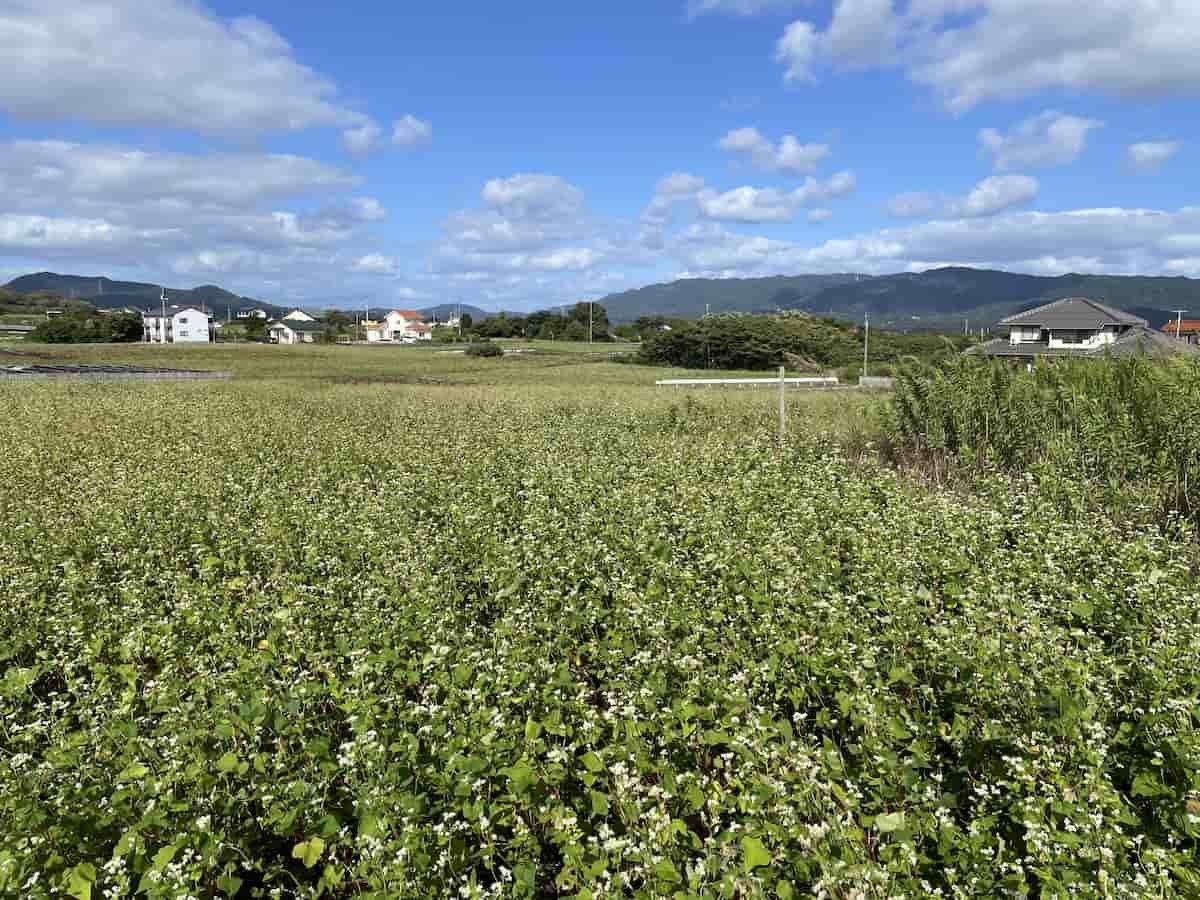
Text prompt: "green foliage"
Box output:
[[1, 358, 1198, 896], [28, 311, 144, 344], [888, 355, 1200, 524], [465, 340, 503, 357], [474, 304, 612, 342], [638, 312, 970, 372]]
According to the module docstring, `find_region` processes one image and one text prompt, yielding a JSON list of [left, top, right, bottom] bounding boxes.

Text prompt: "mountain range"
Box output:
[[595, 268, 1200, 329], [2, 272, 289, 320], [7, 268, 1200, 332]]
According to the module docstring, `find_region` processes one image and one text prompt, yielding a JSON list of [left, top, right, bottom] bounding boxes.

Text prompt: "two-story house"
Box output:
[[971, 297, 1189, 363], [143, 306, 214, 343], [366, 309, 432, 343]]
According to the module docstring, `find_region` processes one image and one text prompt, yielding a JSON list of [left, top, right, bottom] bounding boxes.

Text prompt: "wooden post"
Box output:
[[778, 365, 786, 442]]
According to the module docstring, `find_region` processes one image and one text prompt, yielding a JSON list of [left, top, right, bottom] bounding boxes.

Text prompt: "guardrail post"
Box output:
[[778, 365, 786, 443]]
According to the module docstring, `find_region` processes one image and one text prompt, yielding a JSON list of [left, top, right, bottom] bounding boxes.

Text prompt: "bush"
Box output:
[[465, 341, 503, 357], [29, 311, 144, 344]]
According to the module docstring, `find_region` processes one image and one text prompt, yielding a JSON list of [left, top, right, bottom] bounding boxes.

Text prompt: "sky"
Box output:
[[0, 0, 1197, 311]]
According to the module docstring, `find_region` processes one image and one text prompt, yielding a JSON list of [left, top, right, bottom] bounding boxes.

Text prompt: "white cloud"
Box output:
[[657, 172, 707, 195], [696, 172, 856, 223], [350, 253, 397, 274], [642, 173, 707, 226], [825, 0, 901, 68], [1128, 141, 1182, 172], [947, 175, 1039, 218], [718, 127, 830, 174], [686, 0, 805, 18], [777, 1, 1200, 112], [979, 111, 1103, 170], [342, 122, 383, 156], [481, 174, 585, 221], [887, 191, 938, 219], [0, 141, 358, 211], [392, 114, 433, 148], [775, 21, 820, 84], [0, 214, 174, 252], [0, 0, 367, 135], [349, 198, 387, 222], [697, 186, 802, 223]]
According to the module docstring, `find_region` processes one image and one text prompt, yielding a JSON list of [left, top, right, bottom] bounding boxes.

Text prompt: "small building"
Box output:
[[969, 297, 1192, 363], [236, 307, 268, 320], [1162, 319, 1200, 345], [143, 306, 214, 343], [282, 309, 317, 323], [268, 319, 324, 344], [367, 309, 432, 342]]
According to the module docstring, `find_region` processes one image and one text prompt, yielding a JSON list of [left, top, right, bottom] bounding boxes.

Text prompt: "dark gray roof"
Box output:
[[968, 326, 1197, 359], [269, 318, 324, 333], [998, 297, 1147, 329]]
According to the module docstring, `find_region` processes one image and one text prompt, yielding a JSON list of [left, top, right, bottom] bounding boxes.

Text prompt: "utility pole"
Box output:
[[588, 300, 593, 344], [1173, 310, 1187, 341], [159, 287, 167, 344], [863, 313, 869, 376]]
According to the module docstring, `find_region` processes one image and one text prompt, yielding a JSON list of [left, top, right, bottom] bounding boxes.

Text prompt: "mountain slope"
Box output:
[[596, 267, 1200, 328], [2, 272, 286, 318]]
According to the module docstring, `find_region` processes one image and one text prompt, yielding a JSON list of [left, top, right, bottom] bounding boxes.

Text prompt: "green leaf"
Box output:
[[67, 863, 96, 900], [776, 880, 795, 900], [216, 874, 243, 896], [741, 835, 771, 870], [653, 860, 681, 883], [524, 718, 542, 742], [590, 790, 609, 816], [216, 751, 239, 773], [580, 751, 604, 773], [292, 837, 325, 868], [1132, 771, 1166, 798], [875, 812, 905, 833], [116, 761, 148, 783], [151, 844, 177, 872]]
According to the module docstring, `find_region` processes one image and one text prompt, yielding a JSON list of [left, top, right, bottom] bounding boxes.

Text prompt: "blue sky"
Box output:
[[0, 0, 1196, 311]]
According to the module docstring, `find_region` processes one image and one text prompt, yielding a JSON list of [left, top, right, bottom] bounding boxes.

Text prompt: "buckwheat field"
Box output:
[[2, 346, 1198, 898]]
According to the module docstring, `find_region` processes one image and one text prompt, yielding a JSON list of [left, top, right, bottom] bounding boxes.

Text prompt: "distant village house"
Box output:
[[366, 309, 432, 343], [970, 298, 1192, 363], [268, 319, 324, 344], [1162, 319, 1200, 345], [143, 306, 214, 344]]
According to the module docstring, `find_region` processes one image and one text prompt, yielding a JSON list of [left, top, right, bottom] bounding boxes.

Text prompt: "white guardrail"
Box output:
[[655, 376, 839, 387]]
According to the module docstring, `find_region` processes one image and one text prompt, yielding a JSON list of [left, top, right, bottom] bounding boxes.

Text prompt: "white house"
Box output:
[[282, 309, 317, 323], [236, 307, 268, 320], [367, 309, 432, 342], [143, 306, 214, 343], [268, 319, 324, 344]]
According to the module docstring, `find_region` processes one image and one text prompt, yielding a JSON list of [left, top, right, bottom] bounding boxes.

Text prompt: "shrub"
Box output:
[[465, 341, 503, 357]]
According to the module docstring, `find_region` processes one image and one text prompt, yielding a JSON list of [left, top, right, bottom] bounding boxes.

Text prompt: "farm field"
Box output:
[[2, 346, 1199, 898]]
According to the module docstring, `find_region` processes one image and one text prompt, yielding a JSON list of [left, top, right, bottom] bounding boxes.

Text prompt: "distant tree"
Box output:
[[459, 312, 473, 331], [465, 340, 503, 357], [242, 317, 268, 341]]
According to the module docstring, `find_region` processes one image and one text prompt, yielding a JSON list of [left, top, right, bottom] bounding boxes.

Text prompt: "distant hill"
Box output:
[[599, 274, 861, 321], [2, 272, 288, 319], [419, 303, 490, 323], [597, 267, 1200, 330]]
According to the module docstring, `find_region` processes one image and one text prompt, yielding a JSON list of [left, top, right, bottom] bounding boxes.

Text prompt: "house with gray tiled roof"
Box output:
[[969, 297, 1195, 362]]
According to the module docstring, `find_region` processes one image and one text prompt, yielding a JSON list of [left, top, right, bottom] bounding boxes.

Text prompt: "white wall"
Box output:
[[172, 310, 212, 343]]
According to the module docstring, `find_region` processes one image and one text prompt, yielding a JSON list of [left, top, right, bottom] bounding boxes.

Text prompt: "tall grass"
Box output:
[[889, 355, 1200, 525]]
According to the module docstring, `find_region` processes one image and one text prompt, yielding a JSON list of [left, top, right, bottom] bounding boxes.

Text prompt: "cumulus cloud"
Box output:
[[776, 0, 1200, 112], [696, 172, 856, 223], [0, 0, 367, 135], [392, 114, 433, 148], [979, 111, 1103, 170], [342, 121, 383, 156], [686, 0, 804, 18], [718, 127, 830, 174], [775, 21, 820, 84], [947, 175, 1039, 218], [642, 174, 707, 226], [349, 253, 397, 274], [1128, 141, 1182, 172], [666, 206, 1200, 278], [348, 197, 387, 222], [482, 174, 585, 221]]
